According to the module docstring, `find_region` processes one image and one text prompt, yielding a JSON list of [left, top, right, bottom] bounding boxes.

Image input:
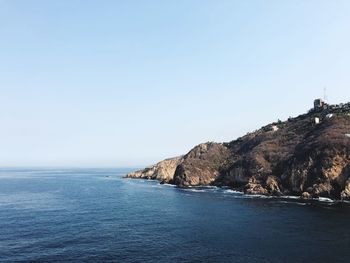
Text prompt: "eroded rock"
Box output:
[[125, 156, 183, 183]]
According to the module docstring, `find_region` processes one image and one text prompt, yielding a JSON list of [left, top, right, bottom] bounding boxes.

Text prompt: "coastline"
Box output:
[[125, 176, 350, 204]]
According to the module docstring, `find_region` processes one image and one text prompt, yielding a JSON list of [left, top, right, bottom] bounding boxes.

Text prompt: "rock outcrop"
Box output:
[[172, 142, 230, 187], [125, 102, 350, 200], [126, 156, 182, 183]]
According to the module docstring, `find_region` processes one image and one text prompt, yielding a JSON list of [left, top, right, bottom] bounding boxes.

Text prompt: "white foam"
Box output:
[[182, 188, 206, 193], [222, 189, 243, 195], [282, 195, 301, 200], [243, 194, 274, 199], [316, 197, 335, 203], [160, 183, 176, 187]]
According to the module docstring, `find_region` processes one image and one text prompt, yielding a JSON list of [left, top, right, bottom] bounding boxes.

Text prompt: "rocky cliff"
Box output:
[[126, 156, 183, 183], [125, 102, 350, 200], [172, 142, 230, 187]]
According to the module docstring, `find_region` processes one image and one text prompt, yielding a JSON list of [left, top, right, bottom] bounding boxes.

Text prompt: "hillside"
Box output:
[[126, 101, 350, 200]]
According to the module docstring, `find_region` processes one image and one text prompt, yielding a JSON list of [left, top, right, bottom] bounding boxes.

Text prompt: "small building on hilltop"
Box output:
[[314, 98, 326, 110]]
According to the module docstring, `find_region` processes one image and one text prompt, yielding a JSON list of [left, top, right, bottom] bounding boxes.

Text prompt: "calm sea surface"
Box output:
[[0, 168, 350, 263]]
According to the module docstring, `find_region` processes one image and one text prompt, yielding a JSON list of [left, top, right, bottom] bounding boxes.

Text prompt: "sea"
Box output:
[[0, 168, 350, 263]]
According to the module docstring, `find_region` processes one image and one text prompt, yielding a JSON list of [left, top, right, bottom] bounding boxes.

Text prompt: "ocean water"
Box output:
[[1, 168, 350, 263]]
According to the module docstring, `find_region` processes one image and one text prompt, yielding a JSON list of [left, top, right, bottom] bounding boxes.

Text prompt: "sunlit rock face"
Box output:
[[172, 142, 230, 187], [125, 156, 183, 183]]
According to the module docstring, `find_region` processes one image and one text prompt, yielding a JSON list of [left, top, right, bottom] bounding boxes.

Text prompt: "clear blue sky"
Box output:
[[1, 0, 350, 167]]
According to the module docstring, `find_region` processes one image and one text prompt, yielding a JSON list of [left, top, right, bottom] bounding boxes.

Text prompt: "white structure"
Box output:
[[272, 125, 279, 132], [326, 114, 333, 119], [345, 134, 350, 138], [314, 99, 325, 109], [315, 117, 320, 124]]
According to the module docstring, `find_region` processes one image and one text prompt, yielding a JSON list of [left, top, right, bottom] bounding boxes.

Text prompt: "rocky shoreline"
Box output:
[[125, 101, 350, 201]]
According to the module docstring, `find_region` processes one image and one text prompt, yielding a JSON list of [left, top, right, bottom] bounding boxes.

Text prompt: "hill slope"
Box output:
[[126, 102, 350, 200]]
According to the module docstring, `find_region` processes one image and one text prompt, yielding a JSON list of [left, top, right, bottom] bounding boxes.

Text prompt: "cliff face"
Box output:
[[280, 116, 350, 199], [172, 142, 230, 187], [126, 156, 182, 183], [125, 103, 350, 200], [125, 143, 229, 186], [217, 114, 350, 199]]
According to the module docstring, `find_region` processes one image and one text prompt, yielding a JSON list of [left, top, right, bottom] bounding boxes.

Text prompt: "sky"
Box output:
[[1, 0, 350, 167]]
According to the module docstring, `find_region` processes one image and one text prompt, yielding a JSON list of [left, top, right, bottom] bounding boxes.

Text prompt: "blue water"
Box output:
[[0, 168, 350, 262]]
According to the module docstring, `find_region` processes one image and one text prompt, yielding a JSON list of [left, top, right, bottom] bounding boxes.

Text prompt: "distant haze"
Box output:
[[1, 0, 350, 167]]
